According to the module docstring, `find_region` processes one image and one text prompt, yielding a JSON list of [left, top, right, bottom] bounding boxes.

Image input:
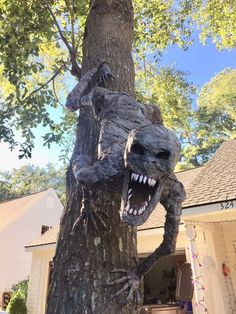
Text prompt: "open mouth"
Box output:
[[124, 171, 159, 217]]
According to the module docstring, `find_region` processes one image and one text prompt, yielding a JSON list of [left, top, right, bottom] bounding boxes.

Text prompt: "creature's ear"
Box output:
[[144, 104, 163, 124]]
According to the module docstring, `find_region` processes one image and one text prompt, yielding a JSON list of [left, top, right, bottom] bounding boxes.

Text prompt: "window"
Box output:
[[41, 225, 52, 234]]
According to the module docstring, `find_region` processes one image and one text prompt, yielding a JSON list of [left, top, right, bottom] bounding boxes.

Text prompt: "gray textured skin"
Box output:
[[121, 124, 182, 226], [66, 63, 185, 227], [66, 63, 186, 303]]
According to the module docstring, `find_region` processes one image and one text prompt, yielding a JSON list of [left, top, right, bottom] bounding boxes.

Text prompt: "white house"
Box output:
[[25, 139, 236, 314], [0, 188, 63, 308]]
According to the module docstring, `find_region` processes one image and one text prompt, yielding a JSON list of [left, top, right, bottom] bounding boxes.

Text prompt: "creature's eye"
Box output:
[[131, 144, 145, 155], [156, 150, 170, 160]]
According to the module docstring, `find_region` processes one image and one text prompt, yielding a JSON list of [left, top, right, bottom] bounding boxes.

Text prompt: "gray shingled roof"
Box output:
[[138, 167, 202, 230], [184, 139, 236, 208]]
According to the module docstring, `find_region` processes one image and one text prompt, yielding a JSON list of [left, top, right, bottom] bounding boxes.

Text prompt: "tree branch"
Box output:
[[64, 0, 75, 50], [22, 66, 64, 103], [45, 3, 81, 78], [52, 77, 64, 108]]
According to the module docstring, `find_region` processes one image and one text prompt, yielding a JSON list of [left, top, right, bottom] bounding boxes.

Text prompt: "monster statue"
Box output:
[[65, 61, 186, 305]]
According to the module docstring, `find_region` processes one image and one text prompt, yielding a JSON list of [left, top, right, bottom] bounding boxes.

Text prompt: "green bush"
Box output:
[[6, 291, 27, 314], [12, 279, 28, 301]]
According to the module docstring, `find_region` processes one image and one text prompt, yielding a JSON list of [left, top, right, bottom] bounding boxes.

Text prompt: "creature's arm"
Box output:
[[65, 62, 114, 112], [106, 175, 186, 306], [137, 175, 185, 277]]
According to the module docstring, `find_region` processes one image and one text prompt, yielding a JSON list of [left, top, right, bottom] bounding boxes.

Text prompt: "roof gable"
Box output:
[[0, 189, 53, 232]]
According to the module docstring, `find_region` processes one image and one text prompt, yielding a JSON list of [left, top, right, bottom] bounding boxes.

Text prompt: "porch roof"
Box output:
[[25, 225, 59, 248]]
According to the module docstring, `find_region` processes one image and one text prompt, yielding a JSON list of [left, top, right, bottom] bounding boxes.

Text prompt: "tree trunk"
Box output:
[[46, 1, 139, 313]]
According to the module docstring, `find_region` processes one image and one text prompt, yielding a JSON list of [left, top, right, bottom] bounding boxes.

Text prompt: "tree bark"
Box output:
[[46, 1, 139, 313]]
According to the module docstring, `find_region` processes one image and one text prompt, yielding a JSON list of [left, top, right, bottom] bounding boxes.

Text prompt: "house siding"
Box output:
[[27, 250, 54, 314], [0, 190, 62, 305], [189, 223, 235, 314]]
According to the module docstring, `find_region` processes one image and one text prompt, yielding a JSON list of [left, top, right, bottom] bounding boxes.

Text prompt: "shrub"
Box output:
[[6, 290, 27, 314], [12, 279, 28, 301]]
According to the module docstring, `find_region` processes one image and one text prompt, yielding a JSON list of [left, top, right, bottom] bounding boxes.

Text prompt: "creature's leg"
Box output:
[[72, 144, 124, 186], [106, 175, 186, 306]]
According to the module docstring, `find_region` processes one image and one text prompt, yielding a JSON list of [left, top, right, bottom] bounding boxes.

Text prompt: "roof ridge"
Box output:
[[0, 188, 51, 205], [175, 165, 204, 174]]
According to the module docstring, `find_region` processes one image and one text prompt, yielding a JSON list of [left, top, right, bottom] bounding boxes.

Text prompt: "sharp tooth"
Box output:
[[139, 175, 143, 183], [128, 188, 132, 194], [135, 174, 139, 181], [148, 178, 152, 186], [131, 173, 135, 181], [128, 194, 132, 200], [148, 195, 151, 201], [125, 202, 130, 210], [129, 208, 133, 214], [138, 208, 142, 215], [143, 176, 147, 184], [133, 209, 137, 216], [151, 179, 156, 186]]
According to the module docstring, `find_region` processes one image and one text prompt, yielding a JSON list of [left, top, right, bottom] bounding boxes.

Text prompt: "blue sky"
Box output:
[[162, 35, 236, 88], [1, 34, 236, 171]]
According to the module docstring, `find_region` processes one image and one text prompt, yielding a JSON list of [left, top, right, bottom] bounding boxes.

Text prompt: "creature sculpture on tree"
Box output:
[[65, 61, 186, 305]]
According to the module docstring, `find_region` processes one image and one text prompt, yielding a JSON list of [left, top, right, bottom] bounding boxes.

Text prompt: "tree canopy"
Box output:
[[0, 0, 236, 167], [0, 163, 66, 203], [181, 68, 236, 167]]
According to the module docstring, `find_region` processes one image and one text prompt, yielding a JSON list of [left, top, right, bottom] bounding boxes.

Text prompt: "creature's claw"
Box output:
[[72, 206, 107, 234], [98, 62, 116, 87], [106, 269, 141, 307]]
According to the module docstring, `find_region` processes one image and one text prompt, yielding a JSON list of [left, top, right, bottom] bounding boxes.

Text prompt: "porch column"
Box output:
[[186, 224, 207, 314]]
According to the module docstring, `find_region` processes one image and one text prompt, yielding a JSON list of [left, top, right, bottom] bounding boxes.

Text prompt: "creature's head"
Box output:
[[120, 124, 181, 226]]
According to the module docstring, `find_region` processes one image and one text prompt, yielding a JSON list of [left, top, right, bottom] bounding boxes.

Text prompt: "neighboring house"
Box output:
[[0, 188, 63, 308], [26, 139, 236, 314]]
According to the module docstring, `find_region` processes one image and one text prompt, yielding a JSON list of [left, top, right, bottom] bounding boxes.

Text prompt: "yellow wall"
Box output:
[[137, 226, 187, 255], [27, 248, 54, 314]]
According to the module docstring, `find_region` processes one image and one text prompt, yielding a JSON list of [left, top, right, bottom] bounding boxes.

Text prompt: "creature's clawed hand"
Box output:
[[72, 197, 108, 233], [106, 268, 142, 308], [98, 62, 116, 86]]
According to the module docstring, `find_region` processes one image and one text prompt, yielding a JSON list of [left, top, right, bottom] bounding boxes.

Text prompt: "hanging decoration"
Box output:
[[186, 224, 208, 313], [222, 263, 230, 277]]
